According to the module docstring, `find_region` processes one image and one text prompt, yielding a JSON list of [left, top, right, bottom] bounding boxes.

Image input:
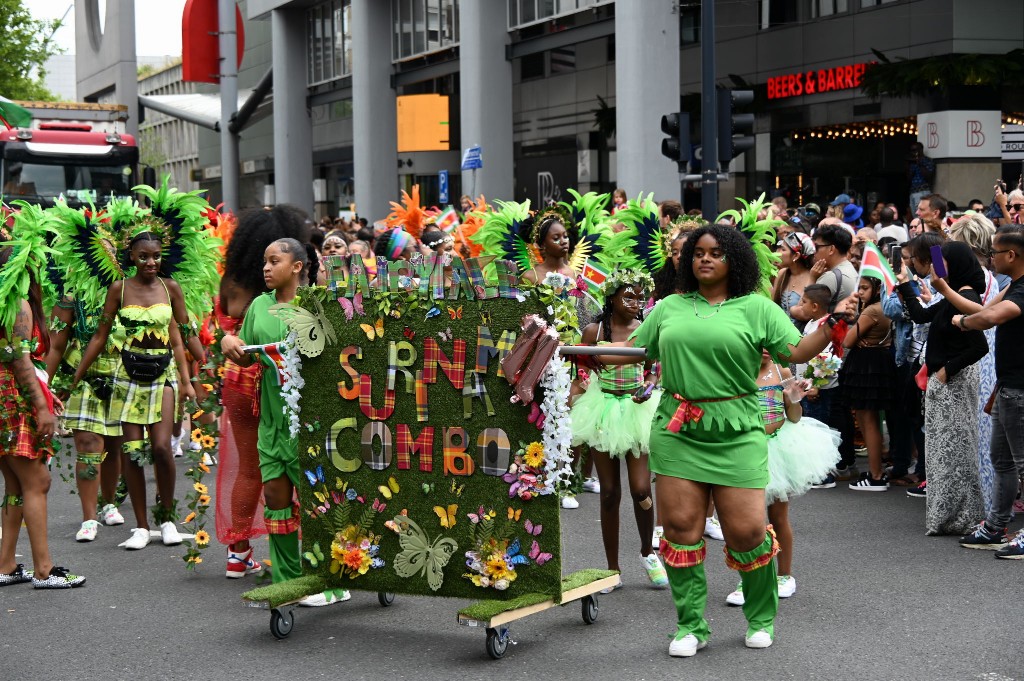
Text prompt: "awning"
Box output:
[[139, 88, 272, 132]]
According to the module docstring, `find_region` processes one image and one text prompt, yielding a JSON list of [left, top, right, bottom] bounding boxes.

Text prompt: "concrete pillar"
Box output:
[[614, 0, 679, 202], [459, 0, 514, 201], [75, 0, 139, 138], [352, 0, 398, 222], [271, 8, 314, 211]]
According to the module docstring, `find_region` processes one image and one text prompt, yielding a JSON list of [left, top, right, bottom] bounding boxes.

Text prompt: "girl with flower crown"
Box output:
[[570, 269, 667, 590]]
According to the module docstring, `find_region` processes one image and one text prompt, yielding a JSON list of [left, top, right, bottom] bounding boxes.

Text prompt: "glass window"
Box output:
[[680, 3, 700, 45], [812, 0, 849, 17], [759, 0, 800, 29], [426, 0, 440, 52], [307, 1, 353, 86], [413, 0, 427, 54], [392, 0, 460, 62]]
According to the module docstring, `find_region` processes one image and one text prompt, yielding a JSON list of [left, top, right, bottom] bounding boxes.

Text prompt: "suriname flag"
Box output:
[[580, 259, 609, 297], [858, 241, 898, 295]]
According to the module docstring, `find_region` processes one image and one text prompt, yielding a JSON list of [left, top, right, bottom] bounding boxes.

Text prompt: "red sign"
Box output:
[[182, 0, 246, 84], [766, 63, 869, 100]]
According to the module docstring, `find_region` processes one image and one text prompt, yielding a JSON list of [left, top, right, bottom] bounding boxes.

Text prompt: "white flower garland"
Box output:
[[278, 332, 305, 439], [539, 350, 573, 495]]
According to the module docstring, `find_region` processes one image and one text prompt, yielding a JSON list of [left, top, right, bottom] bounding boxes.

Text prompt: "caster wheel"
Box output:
[[581, 594, 598, 625], [378, 591, 395, 607], [485, 627, 509, 659], [270, 608, 294, 639]]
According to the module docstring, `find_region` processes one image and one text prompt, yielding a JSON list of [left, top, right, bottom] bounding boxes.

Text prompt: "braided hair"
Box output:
[[598, 284, 645, 342]]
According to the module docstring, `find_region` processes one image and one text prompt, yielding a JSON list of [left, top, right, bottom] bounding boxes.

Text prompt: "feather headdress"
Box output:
[[385, 185, 427, 241], [716, 193, 783, 298], [49, 200, 123, 313], [605, 193, 668, 276], [559, 189, 615, 275], [0, 202, 59, 334], [470, 199, 535, 275]]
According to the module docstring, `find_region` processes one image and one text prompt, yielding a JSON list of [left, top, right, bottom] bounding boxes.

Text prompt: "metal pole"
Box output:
[[700, 0, 718, 218], [219, 0, 240, 212]]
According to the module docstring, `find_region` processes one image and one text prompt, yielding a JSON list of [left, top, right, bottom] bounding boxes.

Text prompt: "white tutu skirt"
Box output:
[[765, 417, 841, 504], [570, 380, 659, 459]]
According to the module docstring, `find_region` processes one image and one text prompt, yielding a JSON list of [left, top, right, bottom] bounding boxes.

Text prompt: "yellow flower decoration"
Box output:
[[183, 512, 196, 524], [217, 366, 226, 378], [195, 530, 210, 546], [190, 428, 203, 443], [522, 442, 545, 468], [198, 494, 211, 506], [190, 556, 203, 565], [193, 482, 208, 494], [202, 383, 214, 392], [200, 435, 216, 449], [191, 410, 204, 420], [198, 462, 211, 474]]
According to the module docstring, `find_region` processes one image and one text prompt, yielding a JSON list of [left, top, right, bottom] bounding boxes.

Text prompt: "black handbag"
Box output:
[[120, 349, 172, 383]]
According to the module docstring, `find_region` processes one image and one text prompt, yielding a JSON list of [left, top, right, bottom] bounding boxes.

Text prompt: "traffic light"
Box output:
[[717, 89, 755, 162], [660, 112, 690, 169]]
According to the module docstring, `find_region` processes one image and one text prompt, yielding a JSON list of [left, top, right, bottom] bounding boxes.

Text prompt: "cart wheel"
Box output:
[[270, 608, 294, 640], [485, 627, 509, 659], [581, 594, 599, 625], [378, 591, 395, 607]]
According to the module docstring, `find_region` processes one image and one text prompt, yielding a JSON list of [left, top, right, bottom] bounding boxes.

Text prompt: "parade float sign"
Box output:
[[282, 253, 574, 601]]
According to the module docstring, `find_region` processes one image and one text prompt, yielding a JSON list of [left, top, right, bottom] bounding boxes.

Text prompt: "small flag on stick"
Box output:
[[580, 259, 610, 297], [858, 241, 898, 295], [435, 206, 460, 234]]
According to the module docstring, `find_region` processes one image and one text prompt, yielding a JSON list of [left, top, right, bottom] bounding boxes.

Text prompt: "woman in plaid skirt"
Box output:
[[73, 232, 196, 550]]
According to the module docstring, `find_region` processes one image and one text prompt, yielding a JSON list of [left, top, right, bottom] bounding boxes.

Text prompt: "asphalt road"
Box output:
[[2, 453, 1021, 681]]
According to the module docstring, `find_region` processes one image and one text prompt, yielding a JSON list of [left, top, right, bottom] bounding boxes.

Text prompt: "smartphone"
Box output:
[[634, 383, 655, 400], [889, 244, 903, 275], [930, 244, 947, 278]]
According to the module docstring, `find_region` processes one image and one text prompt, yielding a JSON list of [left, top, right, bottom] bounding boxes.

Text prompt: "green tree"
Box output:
[[0, 0, 63, 101]]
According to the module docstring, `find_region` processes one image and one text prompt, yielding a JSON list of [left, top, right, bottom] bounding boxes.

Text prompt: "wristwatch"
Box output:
[[958, 314, 970, 330]]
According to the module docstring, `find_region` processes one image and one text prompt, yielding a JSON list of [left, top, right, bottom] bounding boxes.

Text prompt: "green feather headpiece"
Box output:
[[49, 199, 124, 313], [606, 193, 668, 276], [470, 199, 535, 276], [0, 202, 60, 335], [559, 189, 615, 276], [716, 193, 783, 298]]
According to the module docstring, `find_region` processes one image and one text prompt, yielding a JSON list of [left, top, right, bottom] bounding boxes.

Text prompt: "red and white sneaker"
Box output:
[[226, 548, 264, 579]]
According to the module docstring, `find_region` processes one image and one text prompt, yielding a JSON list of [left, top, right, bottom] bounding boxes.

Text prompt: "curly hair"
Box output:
[[223, 204, 311, 296], [676, 224, 760, 298]]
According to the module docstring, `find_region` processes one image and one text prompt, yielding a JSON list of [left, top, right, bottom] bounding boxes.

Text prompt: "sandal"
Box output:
[[890, 474, 919, 487]]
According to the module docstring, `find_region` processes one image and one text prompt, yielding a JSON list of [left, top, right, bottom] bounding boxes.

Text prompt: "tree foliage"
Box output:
[[860, 48, 1024, 99], [0, 0, 63, 101]]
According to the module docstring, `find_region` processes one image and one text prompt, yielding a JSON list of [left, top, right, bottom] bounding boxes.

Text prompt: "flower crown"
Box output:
[[601, 268, 654, 297]]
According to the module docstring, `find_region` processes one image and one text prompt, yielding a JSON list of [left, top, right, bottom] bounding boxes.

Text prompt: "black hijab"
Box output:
[[941, 240, 986, 294]]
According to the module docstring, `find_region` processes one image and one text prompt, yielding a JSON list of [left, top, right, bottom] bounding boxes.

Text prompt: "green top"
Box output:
[[240, 292, 294, 460], [631, 292, 802, 433]]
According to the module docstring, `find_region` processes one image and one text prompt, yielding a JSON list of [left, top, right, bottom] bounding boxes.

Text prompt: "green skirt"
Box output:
[[110, 349, 179, 426], [65, 354, 122, 437]]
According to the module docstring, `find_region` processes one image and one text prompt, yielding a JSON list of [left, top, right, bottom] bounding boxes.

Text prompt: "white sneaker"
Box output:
[[640, 553, 668, 588], [669, 633, 707, 657], [652, 525, 664, 549], [561, 495, 580, 509], [160, 521, 183, 546], [189, 441, 201, 453], [582, 477, 601, 494], [75, 520, 99, 542], [171, 433, 184, 458], [298, 590, 351, 607], [726, 582, 744, 606], [777, 575, 796, 598], [745, 629, 773, 649], [704, 516, 724, 541], [202, 452, 215, 466], [122, 527, 151, 550], [100, 504, 125, 526]]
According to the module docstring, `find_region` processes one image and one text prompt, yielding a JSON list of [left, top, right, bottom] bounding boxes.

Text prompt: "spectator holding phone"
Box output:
[[896, 235, 988, 535], [994, 185, 1024, 226]]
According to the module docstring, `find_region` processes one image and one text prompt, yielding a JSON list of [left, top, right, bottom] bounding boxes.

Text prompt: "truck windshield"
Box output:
[[2, 161, 133, 205]]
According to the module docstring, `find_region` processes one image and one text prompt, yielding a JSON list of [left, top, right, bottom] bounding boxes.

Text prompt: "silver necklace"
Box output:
[[693, 295, 725, 319]]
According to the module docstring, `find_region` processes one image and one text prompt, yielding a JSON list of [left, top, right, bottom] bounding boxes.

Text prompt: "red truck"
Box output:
[[1, 101, 150, 209]]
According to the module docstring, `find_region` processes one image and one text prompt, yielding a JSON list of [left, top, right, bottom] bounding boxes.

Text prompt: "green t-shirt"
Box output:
[[240, 292, 294, 460]]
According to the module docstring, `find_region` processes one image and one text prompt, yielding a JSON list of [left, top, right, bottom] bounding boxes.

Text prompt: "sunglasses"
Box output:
[[1009, 204, 1024, 212]]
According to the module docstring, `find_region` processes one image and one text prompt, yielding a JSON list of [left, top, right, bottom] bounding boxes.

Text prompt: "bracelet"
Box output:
[[959, 314, 970, 330]]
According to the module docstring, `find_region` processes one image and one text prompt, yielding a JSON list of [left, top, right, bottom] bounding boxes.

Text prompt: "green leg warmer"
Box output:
[[76, 452, 106, 481], [726, 530, 780, 638], [122, 440, 153, 467], [1, 494, 23, 508], [265, 505, 302, 585], [661, 539, 711, 642]]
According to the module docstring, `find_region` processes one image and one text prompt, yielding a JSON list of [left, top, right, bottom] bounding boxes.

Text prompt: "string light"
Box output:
[[789, 116, 920, 142]]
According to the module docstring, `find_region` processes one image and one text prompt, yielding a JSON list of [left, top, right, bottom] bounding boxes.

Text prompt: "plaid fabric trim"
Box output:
[[264, 503, 300, 534], [415, 369, 428, 422], [421, 338, 466, 388], [665, 392, 749, 433], [724, 525, 780, 572], [596, 362, 644, 392], [0, 365, 52, 461], [388, 340, 417, 393], [448, 258, 476, 299], [660, 539, 707, 568], [65, 367, 122, 437], [495, 259, 520, 299], [322, 254, 347, 292], [359, 375, 396, 420], [463, 371, 495, 418], [477, 428, 511, 476], [110, 350, 178, 425], [361, 421, 393, 471], [443, 427, 475, 476], [474, 328, 516, 378], [396, 424, 434, 473]]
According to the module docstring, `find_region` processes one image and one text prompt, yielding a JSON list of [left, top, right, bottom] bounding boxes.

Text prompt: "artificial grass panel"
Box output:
[[242, 575, 326, 608], [294, 288, 566, 602], [457, 569, 620, 621]]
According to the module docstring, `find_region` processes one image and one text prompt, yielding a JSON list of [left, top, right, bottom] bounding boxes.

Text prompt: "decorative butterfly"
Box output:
[[398, 275, 413, 290], [307, 445, 321, 457], [529, 540, 553, 566], [448, 306, 463, 320], [338, 292, 364, 322], [335, 477, 347, 490], [524, 519, 542, 536], [303, 465, 324, 487], [390, 308, 402, 319], [331, 490, 342, 504], [506, 538, 529, 566], [450, 479, 465, 497], [468, 506, 487, 524], [437, 328, 453, 342], [303, 542, 325, 567], [384, 509, 409, 534], [421, 482, 435, 494], [269, 296, 336, 358], [378, 475, 400, 500], [403, 327, 416, 341], [372, 498, 387, 513], [392, 515, 458, 591], [425, 306, 441, 320], [433, 504, 458, 529], [317, 504, 330, 514], [507, 507, 522, 522], [359, 317, 385, 341], [480, 311, 491, 325], [314, 490, 327, 504]]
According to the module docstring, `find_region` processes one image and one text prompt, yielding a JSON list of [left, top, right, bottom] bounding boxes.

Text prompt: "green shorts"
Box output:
[[259, 444, 301, 488]]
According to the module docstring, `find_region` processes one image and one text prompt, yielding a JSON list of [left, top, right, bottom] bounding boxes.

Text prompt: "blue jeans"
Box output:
[[985, 386, 1024, 529]]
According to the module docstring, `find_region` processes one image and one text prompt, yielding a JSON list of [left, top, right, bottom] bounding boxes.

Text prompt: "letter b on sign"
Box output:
[[967, 120, 985, 147], [927, 122, 939, 149]]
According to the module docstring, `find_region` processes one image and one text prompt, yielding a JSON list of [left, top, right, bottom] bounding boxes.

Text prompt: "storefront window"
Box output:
[[307, 0, 352, 86], [392, 0, 461, 62]]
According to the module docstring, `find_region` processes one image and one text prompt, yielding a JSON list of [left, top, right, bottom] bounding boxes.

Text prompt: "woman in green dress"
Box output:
[[613, 224, 838, 656]]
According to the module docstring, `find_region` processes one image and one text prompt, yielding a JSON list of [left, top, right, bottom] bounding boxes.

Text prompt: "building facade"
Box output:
[[194, 0, 1024, 219], [138, 63, 201, 193]]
